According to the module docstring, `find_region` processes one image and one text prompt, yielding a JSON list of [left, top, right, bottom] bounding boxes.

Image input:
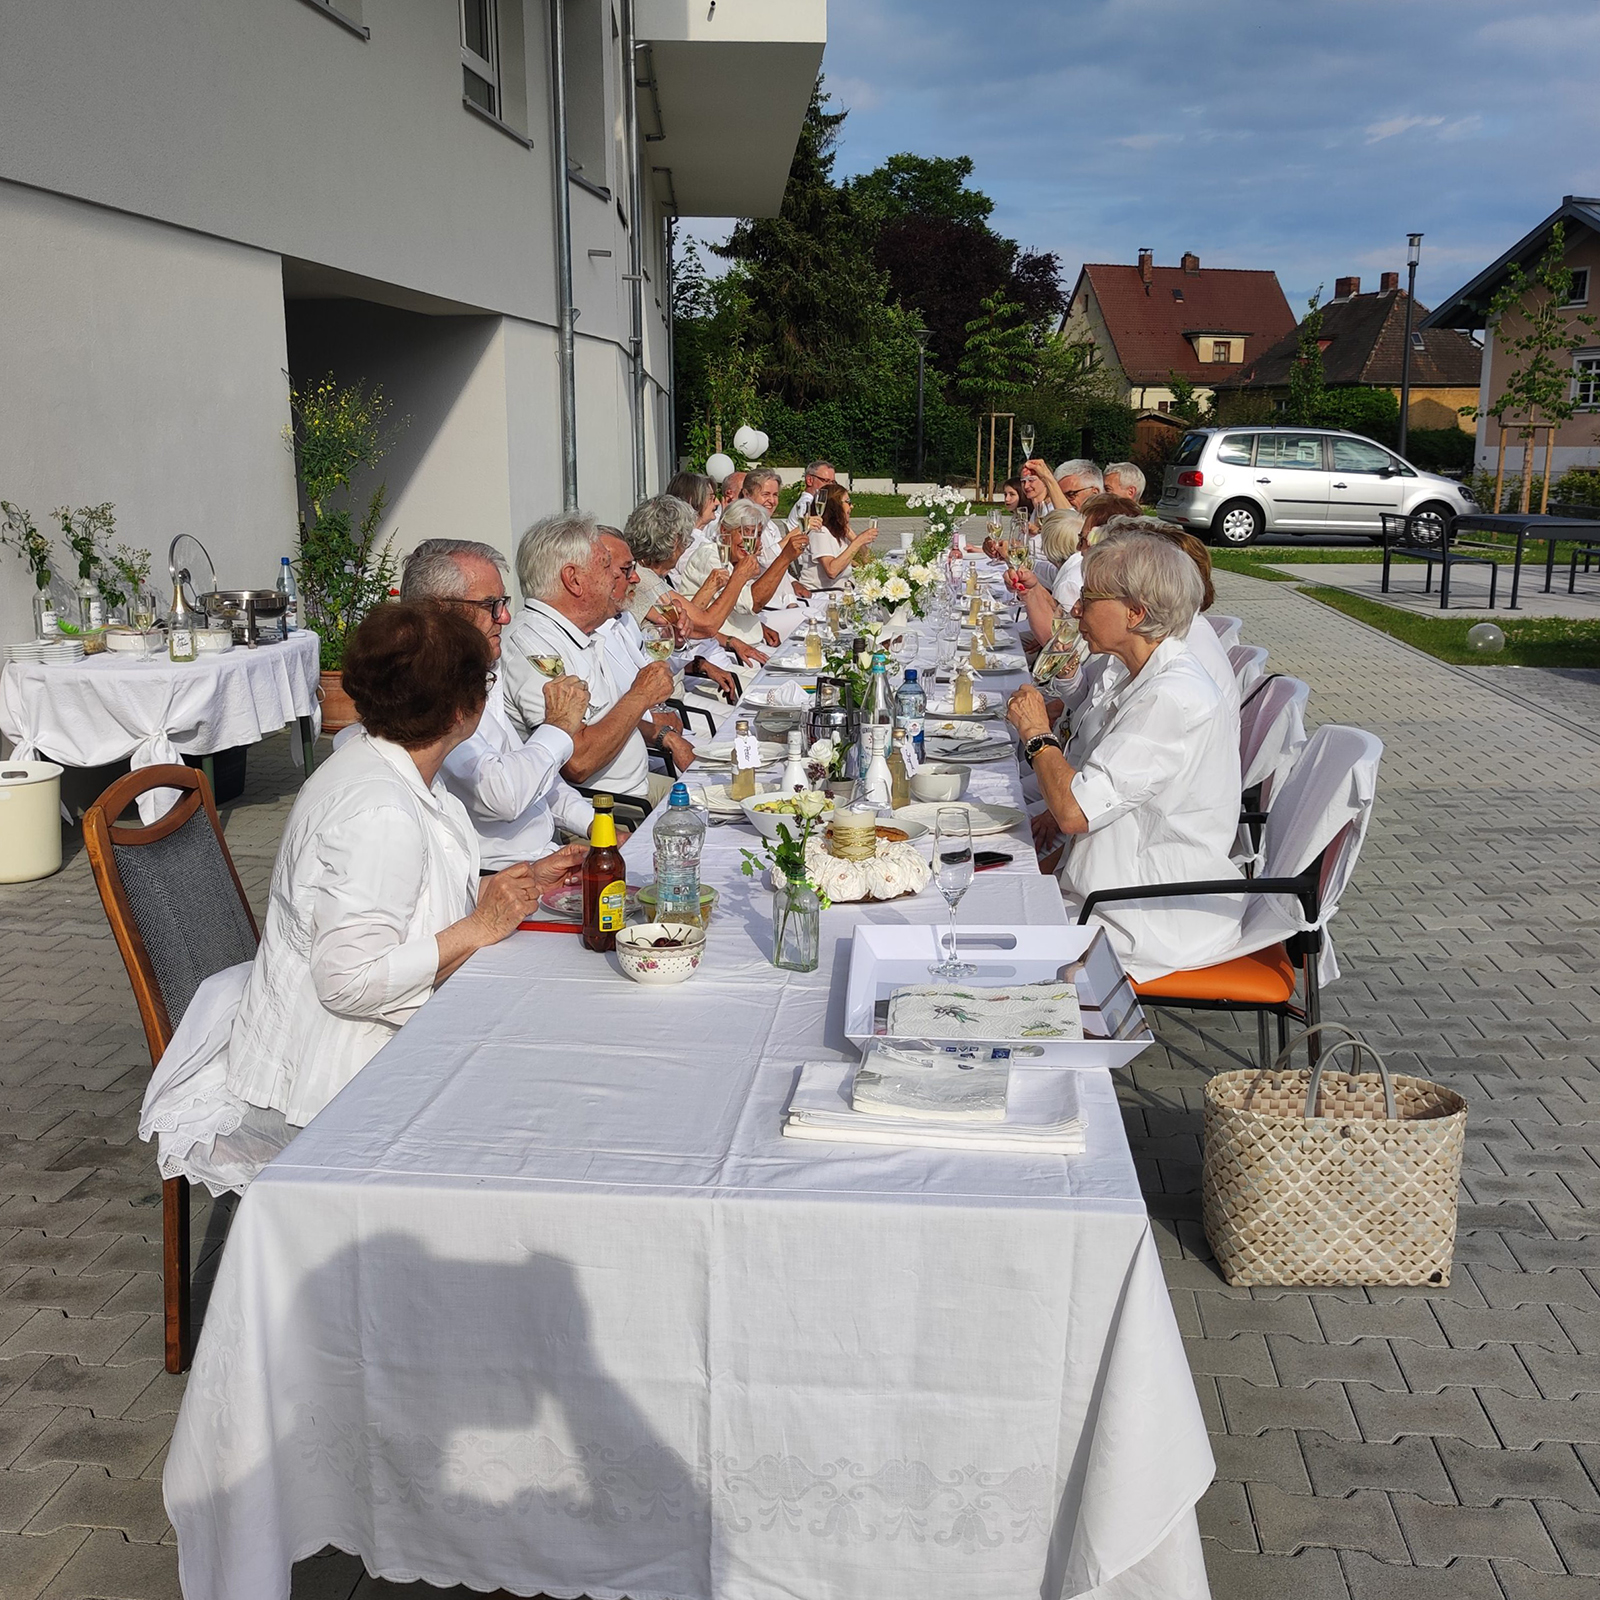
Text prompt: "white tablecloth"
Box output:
[[162, 592, 1213, 1600], [0, 633, 321, 821]]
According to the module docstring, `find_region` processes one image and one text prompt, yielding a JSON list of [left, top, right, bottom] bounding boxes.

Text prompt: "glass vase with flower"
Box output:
[[739, 785, 832, 972]]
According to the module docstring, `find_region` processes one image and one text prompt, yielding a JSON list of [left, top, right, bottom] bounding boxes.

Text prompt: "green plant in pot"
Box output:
[[285, 376, 403, 726]]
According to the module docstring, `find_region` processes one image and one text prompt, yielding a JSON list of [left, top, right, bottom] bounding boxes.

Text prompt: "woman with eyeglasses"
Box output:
[[1006, 532, 1243, 983], [140, 601, 588, 1194]]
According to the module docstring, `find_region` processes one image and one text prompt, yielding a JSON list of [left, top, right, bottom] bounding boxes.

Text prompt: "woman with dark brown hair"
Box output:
[[139, 603, 585, 1194], [798, 481, 877, 588]]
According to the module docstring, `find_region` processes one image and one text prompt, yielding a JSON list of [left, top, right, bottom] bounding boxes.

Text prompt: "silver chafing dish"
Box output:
[[200, 589, 288, 648], [168, 534, 289, 648]]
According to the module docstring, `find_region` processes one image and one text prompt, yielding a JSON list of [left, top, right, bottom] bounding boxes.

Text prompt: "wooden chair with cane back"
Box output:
[[82, 765, 260, 1373]]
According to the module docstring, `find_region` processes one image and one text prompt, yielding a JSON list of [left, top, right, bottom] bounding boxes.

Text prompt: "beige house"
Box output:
[[1060, 250, 1296, 413], [1424, 196, 1600, 473]]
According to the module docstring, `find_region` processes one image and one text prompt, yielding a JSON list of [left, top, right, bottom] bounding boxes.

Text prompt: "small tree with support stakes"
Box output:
[[1468, 223, 1599, 513]]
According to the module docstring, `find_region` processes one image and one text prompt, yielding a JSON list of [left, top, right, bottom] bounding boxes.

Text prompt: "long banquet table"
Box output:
[[162, 579, 1215, 1600]]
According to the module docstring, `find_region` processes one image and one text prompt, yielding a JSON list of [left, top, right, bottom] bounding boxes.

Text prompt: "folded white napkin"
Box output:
[[784, 1060, 1085, 1154], [886, 982, 1083, 1041], [758, 680, 810, 708], [851, 1041, 1008, 1122]]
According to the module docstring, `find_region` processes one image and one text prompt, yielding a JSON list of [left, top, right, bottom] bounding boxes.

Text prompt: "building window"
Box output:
[[1157, 400, 1171, 412], [1410, 330, 1425, 349], [1211, 340, 1231, 363], [1573, 353, 1600, 409], [1564, 267, 1590, 308], [462, 0, 499, 116]]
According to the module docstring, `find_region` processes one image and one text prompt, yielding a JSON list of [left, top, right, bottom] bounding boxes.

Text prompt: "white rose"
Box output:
[[796, 789, 828, 818], [807, 737, 835, 762]]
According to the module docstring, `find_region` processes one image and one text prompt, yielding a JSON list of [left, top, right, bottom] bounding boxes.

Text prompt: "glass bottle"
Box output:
[[277, 556, 299, 633], [803, 619, 824, 669], [780, 729, 809, 794], [953, 666, 975, 717], [77, 578, 106, 634], [581, 795, 628, 951], [772, 879, 820, 973], [33, 590, 61, 640], [167, 581, 198, 664], [729, 718, 759, 801], [894, 667, 926, 758], [888, 733, 910, 809]]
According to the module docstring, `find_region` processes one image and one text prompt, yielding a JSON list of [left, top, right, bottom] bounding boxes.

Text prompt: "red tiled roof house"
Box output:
[[1061, 250, 1296, 412]]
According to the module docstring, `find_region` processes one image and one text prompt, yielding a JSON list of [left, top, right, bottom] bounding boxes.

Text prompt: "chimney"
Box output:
[[1138, 248, 1154, 288], [1380, 271, 1400, 293], [1334, 275, 1360, 301], [1181, 251, 1200, 275]]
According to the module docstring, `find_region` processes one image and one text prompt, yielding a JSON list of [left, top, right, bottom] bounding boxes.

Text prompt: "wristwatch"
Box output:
[[1023, 732, 1063, 768]]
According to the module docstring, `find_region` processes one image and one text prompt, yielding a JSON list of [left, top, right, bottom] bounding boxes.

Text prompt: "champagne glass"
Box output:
[[529, 652, 566, 678], [929, 808, 977, 978], [131, 592, 158, 662], [1020, 425, 1036, 461], [642, 620, 676, 713], [1034, 617, 1084, 685]]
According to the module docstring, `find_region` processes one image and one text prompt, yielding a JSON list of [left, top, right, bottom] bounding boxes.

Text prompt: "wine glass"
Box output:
[[529, 652, 566, 678], [131, 593, 158, 662], [642, 620, 676, 713], [929, 807, 977, 979], [1020, 425, 1036, 460]]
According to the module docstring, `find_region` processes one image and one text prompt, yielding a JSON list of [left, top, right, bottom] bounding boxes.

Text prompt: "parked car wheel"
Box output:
[[1405, 501, 1453, 548], [1212, 500, 1264, 547]]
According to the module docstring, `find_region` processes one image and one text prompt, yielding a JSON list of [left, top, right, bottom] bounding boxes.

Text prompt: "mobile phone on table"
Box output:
[[974, 850, 1013, 871]]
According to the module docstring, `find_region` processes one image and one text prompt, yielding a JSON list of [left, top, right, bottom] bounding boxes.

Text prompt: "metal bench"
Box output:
[[1380, 510, 1498, 610]]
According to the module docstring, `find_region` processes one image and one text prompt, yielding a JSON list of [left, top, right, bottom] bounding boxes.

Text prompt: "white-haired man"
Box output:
[[1104, 462, 1147, 504], [1055, 458, 1105, 511], [502, 512, 678, 804], [379, 538, 596, 867], [745, 466, 811, 635], [784, 459, 837, 530]]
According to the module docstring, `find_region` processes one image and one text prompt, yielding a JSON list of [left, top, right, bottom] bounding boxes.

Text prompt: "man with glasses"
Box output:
[[1054, 458, 1105, 510], [784, 458, 837, 531], [398, 537, 597, 866]]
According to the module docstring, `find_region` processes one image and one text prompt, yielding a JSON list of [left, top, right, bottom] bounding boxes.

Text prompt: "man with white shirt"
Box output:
[[502, 511, 678, 805], [784, 459, 837, 530], [338, 539, 595, 869]]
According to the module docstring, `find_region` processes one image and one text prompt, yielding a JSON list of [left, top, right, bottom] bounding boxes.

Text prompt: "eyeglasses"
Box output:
[[1078, 590, 1125, 604], [445, 595, 513, 621], [1065, 487, 1095, 505]]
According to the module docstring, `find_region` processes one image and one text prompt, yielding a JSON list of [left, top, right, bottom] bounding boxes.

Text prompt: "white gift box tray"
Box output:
[[844, 923, 1152, 1069]]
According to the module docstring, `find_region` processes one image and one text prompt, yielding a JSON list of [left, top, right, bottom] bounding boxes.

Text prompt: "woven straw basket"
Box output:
[[1202, 1024, 1467, 1287]]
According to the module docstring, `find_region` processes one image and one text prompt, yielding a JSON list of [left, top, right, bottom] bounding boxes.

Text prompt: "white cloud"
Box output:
[[1364, 114, 1446, 144]]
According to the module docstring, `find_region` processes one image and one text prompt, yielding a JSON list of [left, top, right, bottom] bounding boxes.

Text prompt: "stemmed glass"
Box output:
[[131, 593, 158, 662], [929, 807, 977, 978], [529, 652, 566, 679], [1020, 424, 1036, 460], [642, 619, 676, 713]]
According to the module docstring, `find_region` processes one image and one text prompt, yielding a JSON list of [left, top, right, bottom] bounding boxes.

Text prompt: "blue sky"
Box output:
[[690, 0, 1600, 314]]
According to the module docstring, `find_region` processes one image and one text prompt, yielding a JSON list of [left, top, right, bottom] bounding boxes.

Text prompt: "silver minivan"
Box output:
[[1158, 426, 1478, 546]]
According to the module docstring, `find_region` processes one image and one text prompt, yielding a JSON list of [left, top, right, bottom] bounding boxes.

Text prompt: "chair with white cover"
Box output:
[[1235, 674, 1310, 864], [1079, 723, 1382, 1067], [1229, 643, 1269, 694], [1207, 614, 1243, 648]]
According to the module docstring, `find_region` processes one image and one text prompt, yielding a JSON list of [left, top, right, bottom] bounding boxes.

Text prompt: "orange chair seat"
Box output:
[[1134, 943, 1297, 1005]]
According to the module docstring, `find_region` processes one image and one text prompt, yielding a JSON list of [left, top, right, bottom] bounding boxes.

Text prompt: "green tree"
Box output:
[[672, 243, 762, 467], [714, 81, 904, 409], [1165, 374, 1211, 426], [1285, 288, 1326, 426], [845, 153, 995, 229], [956, 290, 1037, 414], [1471, 222, 1600, 511]]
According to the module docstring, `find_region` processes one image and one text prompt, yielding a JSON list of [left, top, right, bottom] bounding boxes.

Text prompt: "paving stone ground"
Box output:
[[1, 568, 1597, 1598]]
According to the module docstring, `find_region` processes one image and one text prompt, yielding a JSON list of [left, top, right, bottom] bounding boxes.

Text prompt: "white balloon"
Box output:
[[732, 425, 770, 462], [705, 452, 736, 484]]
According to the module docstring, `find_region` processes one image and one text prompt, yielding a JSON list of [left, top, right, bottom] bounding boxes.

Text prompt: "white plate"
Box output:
[[925, 692, 1000, 718], [741, 685, 813, 708], [894, 800, 1026, 838], [691, 740, 787, 767]]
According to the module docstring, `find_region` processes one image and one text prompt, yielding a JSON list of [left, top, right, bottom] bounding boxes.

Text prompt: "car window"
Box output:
[[1257, 434, 1326, 469], [1173, 432, 1207, 467], [1216, 435, 1254, 465], [1331, 438, 1395, 474]]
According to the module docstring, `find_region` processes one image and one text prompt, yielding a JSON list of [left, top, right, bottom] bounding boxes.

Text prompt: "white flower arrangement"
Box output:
[[884, 575, 912, 602], [853, 556, 939, 619]]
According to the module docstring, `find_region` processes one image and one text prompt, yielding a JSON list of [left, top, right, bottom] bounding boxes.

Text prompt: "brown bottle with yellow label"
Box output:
[[581, 795, 627, 951]]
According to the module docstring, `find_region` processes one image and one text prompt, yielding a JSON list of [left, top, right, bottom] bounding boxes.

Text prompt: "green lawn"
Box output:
[[776, 485, 925, 519], [1297, 584, 1600, 668]]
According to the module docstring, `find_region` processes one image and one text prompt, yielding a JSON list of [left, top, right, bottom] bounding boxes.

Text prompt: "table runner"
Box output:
[[161, 584, 1214, 1600], [0, 633, 321, 819]]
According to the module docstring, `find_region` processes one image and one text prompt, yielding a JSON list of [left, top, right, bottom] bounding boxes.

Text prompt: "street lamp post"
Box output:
[[913, 325, 930, 480], [1398, 232, 1423, 458]]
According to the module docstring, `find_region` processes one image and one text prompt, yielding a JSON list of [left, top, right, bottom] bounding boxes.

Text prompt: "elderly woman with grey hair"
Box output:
[[1007, 532, 1243, 982]]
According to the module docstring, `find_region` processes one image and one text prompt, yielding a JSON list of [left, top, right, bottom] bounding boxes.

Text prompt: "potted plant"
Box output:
[[285, 376, 402, 728], [1, 501, 60, 638]]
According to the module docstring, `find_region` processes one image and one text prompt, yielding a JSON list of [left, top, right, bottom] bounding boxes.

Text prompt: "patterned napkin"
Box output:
[[886, 982, 1083, 1041]]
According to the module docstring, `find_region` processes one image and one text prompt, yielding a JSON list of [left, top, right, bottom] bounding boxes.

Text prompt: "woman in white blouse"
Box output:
[[140, 603, 584, 1192], [1007, 533, 1243, 983], [797, 483, 877, 590]]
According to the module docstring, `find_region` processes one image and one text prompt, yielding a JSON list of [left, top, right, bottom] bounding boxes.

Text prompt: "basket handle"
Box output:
[[1271, 1023, 1397, 1120]]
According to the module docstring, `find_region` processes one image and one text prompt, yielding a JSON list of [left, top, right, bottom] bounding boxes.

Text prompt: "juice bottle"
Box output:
[[581, 796, 627, 951]]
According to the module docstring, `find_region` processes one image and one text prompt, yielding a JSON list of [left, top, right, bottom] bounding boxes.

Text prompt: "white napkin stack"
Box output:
[[783, 1057, 1085, 1155]]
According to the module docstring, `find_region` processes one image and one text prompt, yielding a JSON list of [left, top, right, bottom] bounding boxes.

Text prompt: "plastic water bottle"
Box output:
[[895, 667, 926, 757], [277, 556, 299, 634], [653, 781, 706, 923]]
